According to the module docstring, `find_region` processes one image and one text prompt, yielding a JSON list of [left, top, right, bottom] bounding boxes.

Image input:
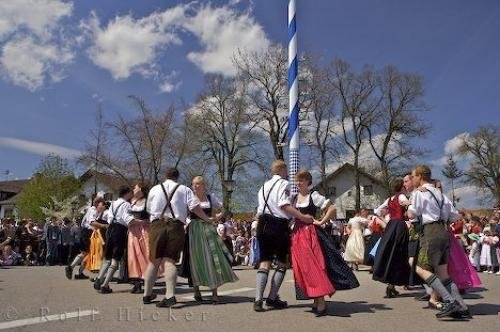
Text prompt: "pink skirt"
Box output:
[[291, 222, 335, 298], [448, 231, 482, 290], [128, 223, 163, 279]]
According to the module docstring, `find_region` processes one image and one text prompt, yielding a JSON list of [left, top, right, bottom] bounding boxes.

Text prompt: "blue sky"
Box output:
[[0, 0, 499, 206]]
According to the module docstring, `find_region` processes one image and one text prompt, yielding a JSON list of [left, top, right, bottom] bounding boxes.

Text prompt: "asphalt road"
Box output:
[[0, 265, 499, 332]]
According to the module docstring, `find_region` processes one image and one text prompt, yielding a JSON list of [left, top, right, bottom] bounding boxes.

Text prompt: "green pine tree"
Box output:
[[441, 154, 463, 206]]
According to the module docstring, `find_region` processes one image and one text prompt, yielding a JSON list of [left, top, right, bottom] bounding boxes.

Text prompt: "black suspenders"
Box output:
[[262, 179, 282, 217], [427, 189, 445, 222], [110, 201, 125, 224], [160, 183, 180, 220]]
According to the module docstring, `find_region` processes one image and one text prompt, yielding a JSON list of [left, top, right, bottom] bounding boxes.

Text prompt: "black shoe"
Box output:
[[435, 301, 460, 319], [266, 296, 288, 309], [385, 286, 398, 298], [90, 277, 96, 282], [100, 285, 113, 294], [130, 282, 142, 294], [74, 273, 89, 280], [156, 296, 177, 308], [253, 300, 265, 312], [131, 286, 143, 294], [315, 308, 328, 317], [65, 266, 73, 280], [93, 279, 102, 291], [450, 309, 472, 319], [143, 294, 157, 304], [415, 294, 431, 302]]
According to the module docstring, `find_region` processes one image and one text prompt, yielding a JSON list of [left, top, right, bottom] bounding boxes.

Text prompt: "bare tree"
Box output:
[[329, 59, 380, 210], [459, 125, 500, 205], [80, 97, 185, 186], [364, 65, 430, 195], [300, 55, 343, 188], [189, 74, 259, 211], [234, 46, 289, 160]]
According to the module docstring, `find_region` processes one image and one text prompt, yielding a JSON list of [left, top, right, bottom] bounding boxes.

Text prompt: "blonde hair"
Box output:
[[414, 165, 432, 181], [192, 176, 205, 185], [271, 160, 287, 175]]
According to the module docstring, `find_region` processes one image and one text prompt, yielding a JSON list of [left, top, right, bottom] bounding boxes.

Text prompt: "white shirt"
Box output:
[[107, 198, 134, 227], [374, 194, 408, 217], [200, 194, 223, 211], [147, 179, 200, 224], [257, 175, 292, 219], [408, 183, 459, 225], [186, 194, 222, 224], [294, 191, 330, 210], [81, 206, 98, 229]]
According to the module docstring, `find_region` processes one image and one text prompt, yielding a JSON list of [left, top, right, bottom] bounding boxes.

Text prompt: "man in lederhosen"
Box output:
[[93, 187, 137, 294], [408, 165, 470, 319], [253, 160, 314, 312], [65, 197, 105, 280], [142, 168, 213, 308]]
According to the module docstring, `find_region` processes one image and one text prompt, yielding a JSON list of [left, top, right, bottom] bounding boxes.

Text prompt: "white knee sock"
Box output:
[[102, 261, 118, 287], [164, 261, 177, 299], [143, 263, 158, 297], [97, 260, 111, 281], [70, 254, 82, 268]]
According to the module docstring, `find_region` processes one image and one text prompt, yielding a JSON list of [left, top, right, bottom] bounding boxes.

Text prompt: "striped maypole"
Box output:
[[288, 0, 299, 193]]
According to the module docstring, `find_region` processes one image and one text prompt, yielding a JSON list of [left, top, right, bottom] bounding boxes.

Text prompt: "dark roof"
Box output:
[[79, 170, 130, 192], [0, 179, 29, 194], [0, 193, 19, 205], [315, 163, 384, 188]]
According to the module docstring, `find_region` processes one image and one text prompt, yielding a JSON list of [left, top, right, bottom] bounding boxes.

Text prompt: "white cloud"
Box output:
[[159, 81, 175, 93], [0, 0, 74, 90], [444, 132, 469, 155], [432, 132, 470, 166], [448, 185, 490, 209], [1, 36, 73, 91], [0, 137, 81, 159], [82, 3, 269, 79], [82, 7, 187, 80], [0, 0, 72, 40], [184, 4, 270, 75], [158, 70, 181, 94]]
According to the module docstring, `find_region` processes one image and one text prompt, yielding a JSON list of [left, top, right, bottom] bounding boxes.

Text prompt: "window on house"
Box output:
[[363, 185, 373, 196], [326, 187, 336, 197]]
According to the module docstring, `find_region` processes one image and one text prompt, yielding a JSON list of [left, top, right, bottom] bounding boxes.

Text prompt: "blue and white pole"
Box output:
[[288, 0, 299, 193]]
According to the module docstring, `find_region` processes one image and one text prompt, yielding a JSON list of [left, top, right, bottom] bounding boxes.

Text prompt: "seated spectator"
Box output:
[[22, 245, 38, 266], [0, 245, 21, 266]]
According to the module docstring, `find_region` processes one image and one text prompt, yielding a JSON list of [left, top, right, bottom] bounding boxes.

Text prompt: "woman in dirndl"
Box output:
[[86, 202, 108, 272], [127, 183, 164, 294], [372, 178, 411, 298], [291, 170, 359, 316], [187, 176, 238, 304]]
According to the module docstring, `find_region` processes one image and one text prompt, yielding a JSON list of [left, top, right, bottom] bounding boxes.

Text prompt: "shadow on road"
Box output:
[[290, 301, 392, 317], [173, 295, 254, 309], [469, 303, 500, 316]]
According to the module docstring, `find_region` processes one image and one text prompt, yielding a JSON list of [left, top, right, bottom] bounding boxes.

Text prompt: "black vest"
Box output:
[[190, 195, 213, 219]]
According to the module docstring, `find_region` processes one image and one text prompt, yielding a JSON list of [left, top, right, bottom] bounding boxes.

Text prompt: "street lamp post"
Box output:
[[223, 179, 235, 214], [70, 201, 78, 222]]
